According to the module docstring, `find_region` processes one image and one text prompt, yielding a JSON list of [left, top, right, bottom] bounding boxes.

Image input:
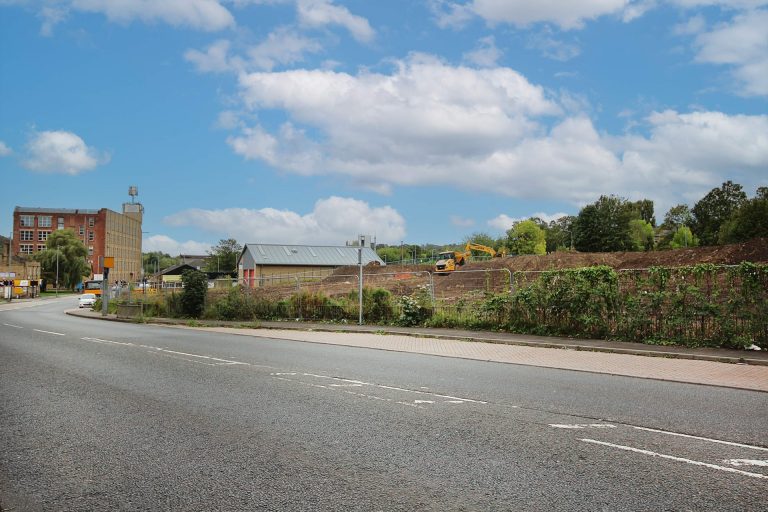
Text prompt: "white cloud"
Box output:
[[143, 235, 212, 256], [0, 141, 12, 156], [672, 14, 706, 36], [247, 27, 322, 70], [450, 215, 475, 228], [692, 9, 768, 96], [526, 29, 581, 61], [226, 54, 768, 210], [297, 0, 374, 42], [184, 39, 235, 73], [70, 0, 234, 31], [488, 212, 570, 231], [22, 130, 109, 175], [463, 36, 503, 67], [163, 196, 406, 245], [441, 0, 632, 30]]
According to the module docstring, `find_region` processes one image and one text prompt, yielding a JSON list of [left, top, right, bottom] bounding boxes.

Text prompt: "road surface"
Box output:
[[1, 298, 766, 510]]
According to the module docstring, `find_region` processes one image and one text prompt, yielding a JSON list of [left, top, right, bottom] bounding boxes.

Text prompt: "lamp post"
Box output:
[[55, 241, 60, 298]]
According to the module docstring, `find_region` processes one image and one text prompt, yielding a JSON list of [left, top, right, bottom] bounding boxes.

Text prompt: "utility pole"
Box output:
[[358, 247, 363, 326], [55, 241, 60, 298]]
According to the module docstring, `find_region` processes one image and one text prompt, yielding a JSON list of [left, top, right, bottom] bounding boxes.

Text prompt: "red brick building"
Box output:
[[12, 203, 143, 283]]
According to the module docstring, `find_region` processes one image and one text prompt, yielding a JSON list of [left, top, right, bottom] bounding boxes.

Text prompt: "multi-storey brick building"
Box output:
[[12, 203, 143, 283]]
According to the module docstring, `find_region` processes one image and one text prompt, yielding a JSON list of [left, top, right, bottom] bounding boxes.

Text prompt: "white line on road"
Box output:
[[581, 439, 768, 480], [723, 459, 768, 467], [633, 426, 768, 452], [2, 323, 23, 329], [151, 348, 247, 365], [550, 424, 617, 429], [82, 337, 134, 347], [33, 329, 65, 336]]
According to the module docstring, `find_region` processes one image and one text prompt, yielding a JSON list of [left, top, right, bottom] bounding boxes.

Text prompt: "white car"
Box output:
[[78, 293, 97, 308]]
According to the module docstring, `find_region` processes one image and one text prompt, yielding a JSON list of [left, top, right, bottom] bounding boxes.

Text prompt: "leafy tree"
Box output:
[[143, 251, 179, 275], [546, 216, 575, 252], [630, 199, 656, 227], [718, 197, 768, 244], [662, 204, 693, 230], [757, 187, 768, 200], [691, 181, 747, 245], [573, 195, 636, 252], [376, 246, 402, 263], [205, 238, 242, 273], [506, 220, 546, 255], [462, 232, 501, 250], [36, 229, 90, 290], [629, 219, 655, 251], [670, 226, 699, 249], [180, 269, 208, 318]]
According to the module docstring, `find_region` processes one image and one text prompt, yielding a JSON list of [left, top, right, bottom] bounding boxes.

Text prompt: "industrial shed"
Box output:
[[238, 244, 384, 287]]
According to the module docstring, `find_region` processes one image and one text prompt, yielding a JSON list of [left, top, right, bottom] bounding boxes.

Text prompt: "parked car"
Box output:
[[79, 293, 97, 308]]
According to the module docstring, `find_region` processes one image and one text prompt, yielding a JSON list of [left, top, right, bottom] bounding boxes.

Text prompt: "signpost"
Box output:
[[101, 256, 114, 317]]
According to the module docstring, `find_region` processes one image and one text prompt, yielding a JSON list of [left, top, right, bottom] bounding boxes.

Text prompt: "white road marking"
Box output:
[[414, 400, 435, 404], [151, 348, 247, 365], [634, 426, 768, 452], [2, 323, 23, 329], [33, 329, 65, 336], [82, 337, 134, 347], [550, 424, 616, 429], [581, 439, 768, 480], [723, 459, 768, 467]]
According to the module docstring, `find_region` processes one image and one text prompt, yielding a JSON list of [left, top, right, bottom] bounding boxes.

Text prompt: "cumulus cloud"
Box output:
[[185, 39, 235, 73], [450, 215, 475, 228], [163, 196, 406, 245], [247, 27, 323, 70], [463, 36, 503, 67], [0, 141, 12, 156], [692, 9, 768, 96], [143, 235, 212, 256], [488, 212, 570, 231], [437, 0, 632, 30], [22, 130, 109, 175], [224, 54, 767, 209], [297, 0, 375, 42], [69, 0, 234, 31]]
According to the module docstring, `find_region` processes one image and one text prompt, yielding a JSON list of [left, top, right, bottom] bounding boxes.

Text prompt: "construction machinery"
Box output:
[[434, 242, 505, 273]]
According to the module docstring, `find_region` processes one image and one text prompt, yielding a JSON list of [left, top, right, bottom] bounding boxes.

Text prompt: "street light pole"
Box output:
[[55, 242, 59, 298]]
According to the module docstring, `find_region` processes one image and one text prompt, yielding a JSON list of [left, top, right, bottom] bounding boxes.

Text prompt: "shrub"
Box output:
[[181, 270, 208, 318]]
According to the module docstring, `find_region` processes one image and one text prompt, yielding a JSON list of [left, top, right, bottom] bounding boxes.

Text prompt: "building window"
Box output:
[[37, 245, 46, 252], [79, 225, 84, 235], [57, 217, 64, 230], [38, 231, 50, 242], [88, 231, 94, 241], [20, 215, 35, 227], [20, 244, 33, 254], [88, 217, 94, 227], [39, 216, 52, 228], [88, 246, 94, 256], [20, 230, 34, 241]]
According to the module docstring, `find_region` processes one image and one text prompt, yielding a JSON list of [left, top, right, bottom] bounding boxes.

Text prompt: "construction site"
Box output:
[[243, 238, 768, 302]]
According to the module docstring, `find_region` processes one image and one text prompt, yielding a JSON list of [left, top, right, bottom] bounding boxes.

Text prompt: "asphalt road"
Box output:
[[1, 298, 766, 511]]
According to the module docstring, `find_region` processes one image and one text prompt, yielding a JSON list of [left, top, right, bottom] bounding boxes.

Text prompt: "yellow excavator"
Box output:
[[434, 242, 505, 273]]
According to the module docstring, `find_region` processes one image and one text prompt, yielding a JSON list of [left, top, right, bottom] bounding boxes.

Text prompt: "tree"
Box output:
[[143, 251, 179, 275], [691, 181, 747, 245], [572, 195, 636, 252], [205, 238, 242, 273], [462, 232, 501, 250], [506, 220, 546, 255], [717, 197, 768, 244], [630, 199, 656, 227], [756, 186, 768, 201], [670, 226, 699, 249], [662, 204, 693, 230], [628, 219, 655, 251], [546, 216, 575, 252], [180, 269, 208, 318], [35, 229, 90, 290]]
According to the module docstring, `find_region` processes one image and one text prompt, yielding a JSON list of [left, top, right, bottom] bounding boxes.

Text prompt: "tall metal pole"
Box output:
[[55, 243, 59, 298], [358, 248, 363, 326]]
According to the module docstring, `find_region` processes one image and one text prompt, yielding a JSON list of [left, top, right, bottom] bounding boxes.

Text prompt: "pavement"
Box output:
[[59, 306, 768, 393]]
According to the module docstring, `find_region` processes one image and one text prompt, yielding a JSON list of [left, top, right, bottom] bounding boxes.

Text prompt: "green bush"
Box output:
[[181, 270, 208, 318]]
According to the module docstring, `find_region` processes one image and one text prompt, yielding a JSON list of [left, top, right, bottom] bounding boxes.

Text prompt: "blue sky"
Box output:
[[1, 0, 766, 254]]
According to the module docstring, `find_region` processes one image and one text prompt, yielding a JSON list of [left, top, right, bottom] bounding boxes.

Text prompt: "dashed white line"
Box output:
[[33, 329, 65, 336], [581, 439, 768, 480], [633, 426, 768, 452], [723, 459, 768, 467], [82, 337, 134, 347], [550, 424, 616, 429], [2, 323, 23, 329]]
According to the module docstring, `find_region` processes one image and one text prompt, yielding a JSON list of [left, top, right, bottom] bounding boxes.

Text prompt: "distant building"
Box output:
[[12, 202, 143, 283], [238, 243, 384, 287], [1, 234, 41, 281]]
